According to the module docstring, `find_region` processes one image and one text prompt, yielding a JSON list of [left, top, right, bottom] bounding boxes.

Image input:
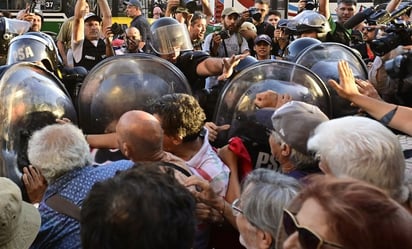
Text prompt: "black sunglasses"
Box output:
[[283, 209, 344, 249], [362, 27, 376, 32]]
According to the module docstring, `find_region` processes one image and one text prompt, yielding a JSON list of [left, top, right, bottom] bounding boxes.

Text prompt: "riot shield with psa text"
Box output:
[[78, 53, 192, 134]]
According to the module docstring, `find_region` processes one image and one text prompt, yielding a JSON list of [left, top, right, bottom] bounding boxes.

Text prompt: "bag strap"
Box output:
[[160, 161, 192, 177], [45, 194, 81, 221]]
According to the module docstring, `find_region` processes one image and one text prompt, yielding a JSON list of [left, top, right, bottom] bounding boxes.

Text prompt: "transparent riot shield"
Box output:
[[294, 42, 368, 118], [78, 53, 192, 134], [213, 59, 331, 150], [0, 62, 77, 192]]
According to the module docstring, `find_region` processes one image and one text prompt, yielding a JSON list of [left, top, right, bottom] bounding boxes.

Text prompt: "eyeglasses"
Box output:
[[362, 27, 376, 32], [283, 209, 344, 249], [231, 198, 243, 216]]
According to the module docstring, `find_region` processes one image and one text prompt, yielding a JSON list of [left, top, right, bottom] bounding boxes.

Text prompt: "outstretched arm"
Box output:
[[329, 60, 412, 136], [196, 54, 244, 80]]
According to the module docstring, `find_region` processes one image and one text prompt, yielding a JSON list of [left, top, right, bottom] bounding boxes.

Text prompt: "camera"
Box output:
[[370, 21, 412, 56], [248, 7, 262, 22], [218, 30, 230, 40], [304, 0, 318, 10], [110, 23, 124, 37], [385, 50, 412, 79]]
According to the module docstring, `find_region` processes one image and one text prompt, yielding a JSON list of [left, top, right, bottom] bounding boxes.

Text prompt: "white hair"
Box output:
[[307, 116, 408, 203], [28, 123, 92, 183]]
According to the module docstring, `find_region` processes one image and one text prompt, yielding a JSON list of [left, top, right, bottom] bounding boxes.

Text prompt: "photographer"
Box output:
[[16, 4, 43, 32], [203, 7, 249, 57]]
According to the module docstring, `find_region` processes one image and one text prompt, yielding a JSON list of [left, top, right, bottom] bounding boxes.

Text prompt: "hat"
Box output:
[[84, 12, 102, 22], [271, 101, 329, 155], [123, 0, 142, 9], [239, 21, 257, 33], [222, 7, 239, 17], [174, 6, 190, 14], [277, 19, 289, 28], [254, 34, 272, 45], [0, 177, 41, 249]]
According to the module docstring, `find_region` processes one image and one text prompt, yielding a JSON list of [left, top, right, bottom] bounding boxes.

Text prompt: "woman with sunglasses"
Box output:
[[185, 168, 301, 249], [281, 175, 412, 249]]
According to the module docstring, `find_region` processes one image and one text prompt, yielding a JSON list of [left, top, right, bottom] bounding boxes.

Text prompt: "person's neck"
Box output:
[[257, 54, 270, 60], [280, 161, 296, 174], [171, 137, 203, 161], [132, 150, 165, 162]]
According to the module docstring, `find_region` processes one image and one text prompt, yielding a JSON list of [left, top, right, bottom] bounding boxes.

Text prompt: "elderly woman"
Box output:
[[185, 168, 301, 249], [281, 176, 412, 249]]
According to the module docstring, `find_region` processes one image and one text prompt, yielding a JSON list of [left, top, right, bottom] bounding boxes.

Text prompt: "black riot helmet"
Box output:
[[150, 17, 193, 55], [287, 10, 330, 40], [6, 31, 62, 73], [284, 37, 321, 62]]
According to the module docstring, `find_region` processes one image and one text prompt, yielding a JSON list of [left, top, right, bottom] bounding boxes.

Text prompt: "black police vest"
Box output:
[[74, 39, 106, 71]]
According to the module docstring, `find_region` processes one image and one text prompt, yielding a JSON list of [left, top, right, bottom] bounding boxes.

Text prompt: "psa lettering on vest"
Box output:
[[255, 152, 280, 171]]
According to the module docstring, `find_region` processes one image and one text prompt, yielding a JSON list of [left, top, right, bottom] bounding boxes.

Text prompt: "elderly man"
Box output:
[[270, 101, 329, 180], [28, 123, 133, 248], [307, 115, 412, 212]]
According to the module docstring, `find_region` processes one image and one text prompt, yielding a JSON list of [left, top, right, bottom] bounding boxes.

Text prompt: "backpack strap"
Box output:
[[45, 194, 81, 221], [160, 161, 192, 177]]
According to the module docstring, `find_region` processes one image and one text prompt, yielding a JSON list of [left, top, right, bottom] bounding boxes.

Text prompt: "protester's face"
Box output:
[[335, 3, 356, 23], [269, 134, 283, 162], [223, 14, 239, 32], [267, 14, 280, 27], [361, 26, 376, 42], [31, 14, 42, 31], [125, 4, 139, 18], [254, 41, 271, 59], [190, 18, 206, 40], [254, 2, 269, 20], [283, 198, 340, 249], [84, 20, 101, 40], [126, 29, 141, 51], [235, 187, 261, 249]]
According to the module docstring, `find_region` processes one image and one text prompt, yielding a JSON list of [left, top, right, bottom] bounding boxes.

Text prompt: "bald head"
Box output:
[[116, 110, 164, 161], [125, 27, 141, 52]]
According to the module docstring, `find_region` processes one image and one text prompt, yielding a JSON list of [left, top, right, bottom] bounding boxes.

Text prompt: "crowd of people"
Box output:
[[1, 0, 412, 248]]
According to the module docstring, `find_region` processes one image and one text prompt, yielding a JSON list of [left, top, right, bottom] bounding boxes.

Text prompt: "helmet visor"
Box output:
[[151, 24, 193, 55]]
